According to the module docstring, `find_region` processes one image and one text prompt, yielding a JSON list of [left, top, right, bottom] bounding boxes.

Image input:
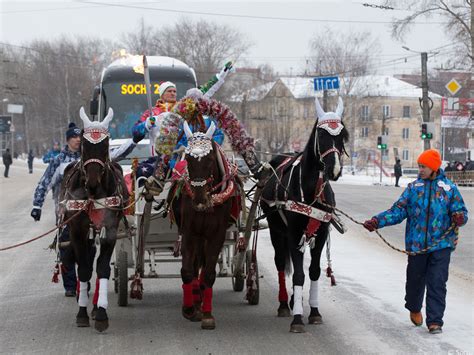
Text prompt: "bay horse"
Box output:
[[260, 97, 348, 333], [60, 107, 127, 332], [170, 120, 237, 330]]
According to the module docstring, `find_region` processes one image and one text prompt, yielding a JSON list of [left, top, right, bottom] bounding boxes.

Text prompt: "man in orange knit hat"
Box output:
[[363, 149, 468, 334]]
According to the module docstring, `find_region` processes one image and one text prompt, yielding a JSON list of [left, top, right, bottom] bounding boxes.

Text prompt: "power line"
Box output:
[[76, 0, 450, 25]]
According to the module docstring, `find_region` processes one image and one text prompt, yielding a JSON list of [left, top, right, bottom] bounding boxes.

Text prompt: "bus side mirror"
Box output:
[[90, 86, 100, 117], [90, 99, 98, 116]]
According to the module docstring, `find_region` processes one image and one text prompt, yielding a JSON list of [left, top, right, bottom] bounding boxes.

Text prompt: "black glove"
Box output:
[[31, 208, 42, 221]]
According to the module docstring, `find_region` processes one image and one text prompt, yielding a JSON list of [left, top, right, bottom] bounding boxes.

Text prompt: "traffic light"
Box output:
[[421, 123, 433, 140], [377, 136, 387, 150]]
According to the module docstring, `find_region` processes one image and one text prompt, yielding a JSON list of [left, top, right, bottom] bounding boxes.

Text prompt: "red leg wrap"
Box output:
[[192, 278, 201, 303], [92, 278, 100, 305], [278, 271, 288, 302], [202, 287, 213, 313], [182, 283, 193, 307]]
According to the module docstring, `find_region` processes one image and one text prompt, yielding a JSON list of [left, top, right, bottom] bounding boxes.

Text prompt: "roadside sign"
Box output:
[[7, 104, 24, 114], [313, 76, 340, 91], [445, 78, 462, 96]]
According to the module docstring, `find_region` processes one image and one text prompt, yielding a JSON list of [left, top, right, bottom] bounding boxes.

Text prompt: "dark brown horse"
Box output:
[[261, 97, 349, 333], [170, 121, 236, 330], [60, 107, 127, 332]]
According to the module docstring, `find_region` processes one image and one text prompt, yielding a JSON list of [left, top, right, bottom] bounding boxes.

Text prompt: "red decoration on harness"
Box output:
[[326, 266, 337, 286], [88, 205, 106, 229], [52, 263, 60, 283], [305, 219, 321, 237]]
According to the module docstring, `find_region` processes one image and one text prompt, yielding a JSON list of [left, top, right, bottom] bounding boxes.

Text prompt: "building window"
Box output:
[[402, 149, 409, 161], [382, 105, 390, 118], [402, 128, 409, 139], [361, 127, 368, 137], [382, 149, 389, 157], [360, 105, 369, 121], [403, 106, 411, 118], [383, 127, 389, 135]]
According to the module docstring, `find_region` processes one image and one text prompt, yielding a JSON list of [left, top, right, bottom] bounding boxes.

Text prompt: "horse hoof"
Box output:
[[76, 317, 90, 327], [308, 315, 323, 325], [289, 324, 305, 333], [95, 319, 109, 333], [201, 315, 216, 330], [182, 306, 201, 322], [91, 305, 98, 320], [94, 307, 109, 332], [76, 307, 90, 327], [278, 303, 291, 317], [308, 307, 323, 324]]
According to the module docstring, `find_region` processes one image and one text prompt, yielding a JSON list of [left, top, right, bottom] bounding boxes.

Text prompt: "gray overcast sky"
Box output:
[[0, 0, 452, 75]]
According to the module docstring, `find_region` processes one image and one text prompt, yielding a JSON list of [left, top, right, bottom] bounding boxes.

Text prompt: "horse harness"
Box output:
[[60, 125, 125, 231]]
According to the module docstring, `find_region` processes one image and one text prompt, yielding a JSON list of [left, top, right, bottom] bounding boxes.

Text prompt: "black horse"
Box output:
[[170, 121, 237, 330], [61, 107, 127, 332], [260, 97, 348, 333]]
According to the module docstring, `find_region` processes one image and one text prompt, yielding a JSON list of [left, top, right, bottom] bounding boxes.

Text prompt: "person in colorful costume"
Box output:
[[363, 149, 468, 334], [31, 121, 139, 296], [132, 81, 178, 156]]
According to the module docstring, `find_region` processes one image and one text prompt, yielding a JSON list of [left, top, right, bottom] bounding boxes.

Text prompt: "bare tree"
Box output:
[[151, 18, 252, 84], [383, 0, 472, 67], [120, 17, 158, 55]]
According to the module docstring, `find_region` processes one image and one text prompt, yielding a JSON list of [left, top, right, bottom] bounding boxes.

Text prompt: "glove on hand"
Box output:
[[31, 208, 42, 221], [451, 213, 465, 227], [363, 217, 378, 232]]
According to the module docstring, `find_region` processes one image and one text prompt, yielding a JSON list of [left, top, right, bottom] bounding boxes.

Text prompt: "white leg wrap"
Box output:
[[98, 278, 108, 309], [78, 281, 88, 307], [292, 285, 304, 315], [309, 280, 319, 308]]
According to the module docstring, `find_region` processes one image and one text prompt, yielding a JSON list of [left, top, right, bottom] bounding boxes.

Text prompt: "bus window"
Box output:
[[102, 80, 195, 139]]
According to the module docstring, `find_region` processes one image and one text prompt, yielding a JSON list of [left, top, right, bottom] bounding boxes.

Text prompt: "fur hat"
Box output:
[[417, 149, 442, 171], [66, 122, 81, 140], [159, 81, 176, 97]]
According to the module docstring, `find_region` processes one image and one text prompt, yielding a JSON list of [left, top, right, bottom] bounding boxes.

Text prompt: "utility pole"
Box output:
[[420, 52, 431, 150]]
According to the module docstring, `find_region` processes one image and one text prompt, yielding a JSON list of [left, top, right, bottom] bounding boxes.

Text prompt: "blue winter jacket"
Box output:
[[375, 169, 468, 253]]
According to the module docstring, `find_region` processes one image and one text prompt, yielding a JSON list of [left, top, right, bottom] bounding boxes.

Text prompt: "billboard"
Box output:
[[441, 97, 474, 128]]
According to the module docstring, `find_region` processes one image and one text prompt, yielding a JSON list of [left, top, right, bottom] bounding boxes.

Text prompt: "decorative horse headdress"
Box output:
[[315, 97, 344, 136], [183, 121, 216, 160], [79, 107, 114, 144]]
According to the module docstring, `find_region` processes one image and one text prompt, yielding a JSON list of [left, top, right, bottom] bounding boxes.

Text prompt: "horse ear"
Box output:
[[314, 97, 325, 120], [335, 97, 344, 119], [183, 121, 193, 139], [79, 107, 92, 128], [205, 121, 216, 139], [101, 107, 114, 128]]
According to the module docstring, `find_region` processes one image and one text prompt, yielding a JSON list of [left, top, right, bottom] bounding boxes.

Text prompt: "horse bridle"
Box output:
[[314, 124, 342, 163]]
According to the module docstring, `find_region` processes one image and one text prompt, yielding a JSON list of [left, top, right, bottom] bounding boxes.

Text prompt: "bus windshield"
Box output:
[[102, 80, 195, 139]]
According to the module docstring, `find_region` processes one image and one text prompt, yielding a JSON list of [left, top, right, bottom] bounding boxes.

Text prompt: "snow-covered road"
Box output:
[[0, 164, 472, 354]]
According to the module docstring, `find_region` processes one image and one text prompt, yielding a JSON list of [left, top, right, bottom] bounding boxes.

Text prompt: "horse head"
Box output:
[[183, 121, 218, 211], [79, 107, 113, 196], [313, 97, 349, 181]]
